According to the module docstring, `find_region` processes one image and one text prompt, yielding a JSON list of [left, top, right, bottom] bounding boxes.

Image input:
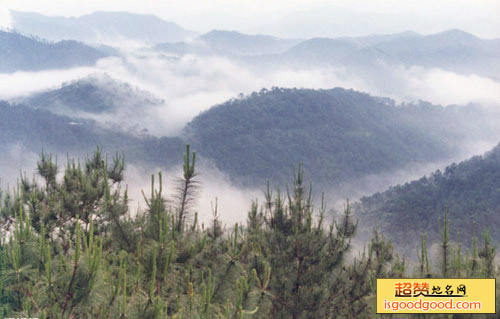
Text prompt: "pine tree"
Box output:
[[175, 144, 198, 233], [439, 209, 451, 278]]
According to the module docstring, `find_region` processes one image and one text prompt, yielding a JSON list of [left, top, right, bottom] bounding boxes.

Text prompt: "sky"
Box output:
[[1, 0, 500, 37]]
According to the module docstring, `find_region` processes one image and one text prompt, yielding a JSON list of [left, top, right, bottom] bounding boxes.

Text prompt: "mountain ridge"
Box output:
[[10, 10, 197, 45], [0, 30, 107, 72]]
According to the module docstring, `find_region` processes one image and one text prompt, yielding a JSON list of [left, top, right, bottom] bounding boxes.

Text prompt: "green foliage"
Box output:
[[175, 144, 198, 232], [1, 148, 498, 318]]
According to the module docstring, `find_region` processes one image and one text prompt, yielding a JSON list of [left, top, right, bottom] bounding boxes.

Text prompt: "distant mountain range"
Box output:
[[7, 10, 499, 79], [156, 30, 301, 56], [0, 30, 107, 72], [355, 142, 500, 248], [277, 29, 500, 80], [155, 28, 500, 80], [9, 10, 196, 45]]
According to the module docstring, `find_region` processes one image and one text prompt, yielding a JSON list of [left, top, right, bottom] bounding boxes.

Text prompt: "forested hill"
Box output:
[[0, 101, 184, 167], [18, 73, 163, 114], [183, 87, 495, 187], [0, 31, 107, 72], [356, 142, 500, 247]]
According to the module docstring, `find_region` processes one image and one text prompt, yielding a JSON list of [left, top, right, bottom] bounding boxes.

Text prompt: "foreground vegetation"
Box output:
[[0, 147, 498, 318]]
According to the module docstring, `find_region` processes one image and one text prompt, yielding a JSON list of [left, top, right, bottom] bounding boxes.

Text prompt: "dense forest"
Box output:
[[356, 142, 500, 249], [184, 87, 497, 187], [0, 147, 498, 318]]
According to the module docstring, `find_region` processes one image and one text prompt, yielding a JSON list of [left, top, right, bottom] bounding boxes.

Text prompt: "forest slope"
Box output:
[[184, 87, 497, 186], [356, 142, 500, 247], [0, 101, 184, 167]]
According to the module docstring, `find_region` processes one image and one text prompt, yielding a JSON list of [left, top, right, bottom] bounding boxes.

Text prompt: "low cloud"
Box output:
[[3, 51, 500, 137], [376, 65, 500, 106], [0, 66, 100, 100]]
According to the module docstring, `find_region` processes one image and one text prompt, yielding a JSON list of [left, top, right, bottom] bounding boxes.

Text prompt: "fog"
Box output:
[[125, 162, 262, 226], [3, 50, 500, 137], [0, 66, 102, 100], [0, 144, 40, 191]]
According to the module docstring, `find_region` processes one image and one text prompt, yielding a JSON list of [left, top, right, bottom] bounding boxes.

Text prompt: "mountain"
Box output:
[[17, 73, 162, 114], [183, 87, 498, 187], [279, 29, 500, 79], [0, 100, 184, 167], [280, 38, 361, 64], [337, 31, 422, 47], [198, 30, 300, 56], [10, 10, 196, 45], [156, 30, 301, 57], [282, 31, 422, 63], [356, 142, 500, 248], [0, 30, 107, 72], [12, 74, 167, 133], [359, 29, 500, 78]]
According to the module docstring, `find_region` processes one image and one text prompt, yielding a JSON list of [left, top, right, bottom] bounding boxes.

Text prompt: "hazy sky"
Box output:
[[1, 0, 500, 37]]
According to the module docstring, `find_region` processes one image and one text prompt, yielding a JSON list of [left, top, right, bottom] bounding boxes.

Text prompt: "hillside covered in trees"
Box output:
[[18, 73, 163, 115], [0, 30, 107, 72], [184, 87, 497, 186], [0, 101, 184, 168], [356, 142, 500, 248], [8, 84, 499, 188]]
